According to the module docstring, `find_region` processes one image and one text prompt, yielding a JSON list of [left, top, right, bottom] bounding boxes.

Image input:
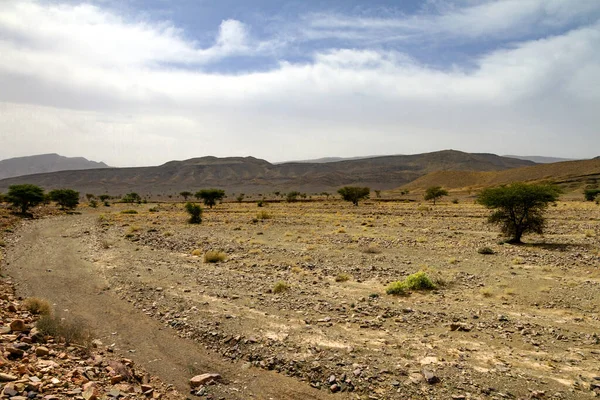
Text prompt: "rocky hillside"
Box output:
[[0, 150, 533, 195], [402, 158, 600, 192], [0, 154, 110, 180]]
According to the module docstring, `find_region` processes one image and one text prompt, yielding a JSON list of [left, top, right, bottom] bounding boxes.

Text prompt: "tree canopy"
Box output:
[[49, 189, 80, 210], [184, 202, 202, 224], [424, 186, 448, 205], [6, 184, 45, 215], [180, 191, 193, 201], [477, 182, 561, 243], [338, 186, 370, 206], [195, 189, 225, 208]]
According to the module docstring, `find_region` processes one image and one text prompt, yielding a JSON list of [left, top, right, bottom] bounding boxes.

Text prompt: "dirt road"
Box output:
[[4, 215, 342, 400]]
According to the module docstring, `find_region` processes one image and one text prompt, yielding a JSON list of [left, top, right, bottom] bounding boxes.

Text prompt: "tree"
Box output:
[[424, 186, 448, 205], [338, 186, 370, 206], [374, 190, 381, 198], [49, 189, 80, 210], [195, 189, 225, 208], [6, 184, 45, 215], [85, 193, 95, 201], [180, 191, 192, 201], [584, 189, 600, 202], [122, 192, 141, 204], [477, 183, 561, 244], [184, 202, 202, 224], [286, 191, 300, 203]]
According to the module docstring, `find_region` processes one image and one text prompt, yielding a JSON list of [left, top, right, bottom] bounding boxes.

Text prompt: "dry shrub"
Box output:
[[36, 314, 92, 347], [360, 245, 381, 254], [24, 297, 52, 315], [273, 281, 289, 294], [335, 273, 351, 282], [191, 249, 203, 256], [204, 251, 227, 263]]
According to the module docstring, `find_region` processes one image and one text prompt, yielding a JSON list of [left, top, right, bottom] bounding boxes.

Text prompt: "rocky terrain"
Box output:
[[2, 198, 600, 399]]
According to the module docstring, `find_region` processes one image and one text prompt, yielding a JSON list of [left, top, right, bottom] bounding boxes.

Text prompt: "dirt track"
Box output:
[[4, 215, 341, 400]]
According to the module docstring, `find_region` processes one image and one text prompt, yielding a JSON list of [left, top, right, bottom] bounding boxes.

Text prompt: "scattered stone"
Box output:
[[190, 373, 222, 388], [422, 369, 440, 384], [9, 319, 26, 332]]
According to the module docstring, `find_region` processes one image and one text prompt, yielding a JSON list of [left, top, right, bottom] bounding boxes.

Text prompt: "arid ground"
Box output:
[[2, 199, 600, 399]]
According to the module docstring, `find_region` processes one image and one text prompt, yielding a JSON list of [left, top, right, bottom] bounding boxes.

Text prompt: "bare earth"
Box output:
[[3, 200, 600, 399]]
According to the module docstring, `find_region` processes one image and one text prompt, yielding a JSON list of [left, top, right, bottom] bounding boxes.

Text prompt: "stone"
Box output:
[[190, 373, 222, 388], [330, 384, 340, 393], [10, 319, 26, 332], [422, 369, 440, 384], [35, 346, 50, 357], [1, 376, 18, 386]]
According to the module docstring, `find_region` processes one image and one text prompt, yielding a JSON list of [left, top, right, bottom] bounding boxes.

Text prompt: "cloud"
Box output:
[[302, 0, 600, 43], [0, 0, 599, 165]]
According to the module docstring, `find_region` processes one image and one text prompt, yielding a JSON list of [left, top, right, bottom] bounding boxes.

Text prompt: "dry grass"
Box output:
[[191, 249, 203, 256], [360, 245, 381, 254], [204, 251, 227, 263], [273, 281, 289, 293], [36, 314, 92, 347], [335, 273, 351, 282], [24, 297, 52, 315]]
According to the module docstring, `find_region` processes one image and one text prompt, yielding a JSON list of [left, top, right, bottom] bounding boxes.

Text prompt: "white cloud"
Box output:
[[303, 0, 600, 43], [0, 0, 598, 165]]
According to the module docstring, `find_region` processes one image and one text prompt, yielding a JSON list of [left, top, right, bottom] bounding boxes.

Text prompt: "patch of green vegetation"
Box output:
[[386, 271, 436, 295]]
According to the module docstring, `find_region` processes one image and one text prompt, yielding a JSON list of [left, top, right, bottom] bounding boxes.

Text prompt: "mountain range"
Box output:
[[0, 154, 109, 180], [0, 150, 533, 195]]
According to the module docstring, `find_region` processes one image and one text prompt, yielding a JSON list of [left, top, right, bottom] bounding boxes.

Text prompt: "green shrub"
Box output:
[[185, 202, 202, 224], [121, 210, 138, 214], [386, 271, 436, 295]]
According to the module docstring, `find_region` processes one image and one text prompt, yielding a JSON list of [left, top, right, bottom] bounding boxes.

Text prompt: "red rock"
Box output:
[[189, 373, 221, 388]]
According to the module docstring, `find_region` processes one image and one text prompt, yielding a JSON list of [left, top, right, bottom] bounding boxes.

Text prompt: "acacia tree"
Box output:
[[477, 183, 561, 244], [180, 191, 193, 201], [195, 189, 225, 208], [424, 186, 448, 205], [6, 184, 45, 215], [338, 186, 370, 206], [122, 192, 141, 204], [49, 189, 80, 210]]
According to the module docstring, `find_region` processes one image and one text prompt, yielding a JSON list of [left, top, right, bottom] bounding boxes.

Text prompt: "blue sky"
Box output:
[[0, 0, 599, 166]]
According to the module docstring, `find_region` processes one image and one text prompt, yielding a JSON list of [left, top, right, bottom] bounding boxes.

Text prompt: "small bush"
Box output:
[[256, 211, 271, 220], [191, 249, 203, 256], [512, 256, 525, 265], [385, 281, 407, 296], [477, 247, 495, 255], [387, 271, 436, 295], [121, 210, 138, 214], [36, 314, 92, 346], [149, 207, 159, 213], [335, 273, 351, 282], [204, 251, 227, 263], [185, 202, 202, 224], [480, 287, 493, 297], [24, 297, 52, 315], [273, 281, 289, 294]]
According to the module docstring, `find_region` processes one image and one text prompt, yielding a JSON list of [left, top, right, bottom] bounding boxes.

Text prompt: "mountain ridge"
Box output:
[[0, 153, 110, 180], [0, 150, 532, 195]]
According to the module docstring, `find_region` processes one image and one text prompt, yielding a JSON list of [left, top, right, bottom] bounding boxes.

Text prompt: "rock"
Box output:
[[330, 383, 340, 393], [0, 372, 18, 382], [189, 373, 222, 388], [35, 346, 50, 357], [449, 323, 472, 332], [10, 319, 26, 332], [422, 369, 440, 384]]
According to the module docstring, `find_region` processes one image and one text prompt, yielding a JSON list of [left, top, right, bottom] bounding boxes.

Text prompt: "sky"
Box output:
[[0, 0, 599, 167]]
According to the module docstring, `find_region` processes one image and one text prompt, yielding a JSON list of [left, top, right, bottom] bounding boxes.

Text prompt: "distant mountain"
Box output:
[[503, 155, 576, 164], [0, 150, 534, 195], [0, 154, 110, 180]]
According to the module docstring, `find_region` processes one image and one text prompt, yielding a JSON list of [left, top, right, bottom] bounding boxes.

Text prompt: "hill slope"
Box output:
[[0, 150, 533, 195], [403, 158, 600, 192], [0, 154, 110, 180]]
